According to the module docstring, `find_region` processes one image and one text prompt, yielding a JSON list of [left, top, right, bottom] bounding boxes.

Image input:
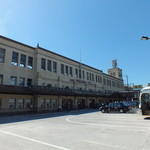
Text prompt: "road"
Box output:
[[0, 109, 150, 150]]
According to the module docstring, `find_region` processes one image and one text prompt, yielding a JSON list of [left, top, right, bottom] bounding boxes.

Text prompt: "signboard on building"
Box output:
[[112, 59, 117, 68], [133, 85, 143, 88]]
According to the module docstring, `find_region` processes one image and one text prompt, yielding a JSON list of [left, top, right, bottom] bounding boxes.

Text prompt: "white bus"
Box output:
[[139, 86, 150, 115]]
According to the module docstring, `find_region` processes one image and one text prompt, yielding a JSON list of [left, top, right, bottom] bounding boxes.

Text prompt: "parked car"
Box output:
[[99, 102, 132, 113]]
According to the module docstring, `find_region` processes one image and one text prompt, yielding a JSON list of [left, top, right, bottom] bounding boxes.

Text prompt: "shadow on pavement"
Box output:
[[0, 109, 99, 125]]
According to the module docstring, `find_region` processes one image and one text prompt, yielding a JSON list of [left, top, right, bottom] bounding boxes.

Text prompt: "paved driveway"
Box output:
[[0, 109, 150, 150]]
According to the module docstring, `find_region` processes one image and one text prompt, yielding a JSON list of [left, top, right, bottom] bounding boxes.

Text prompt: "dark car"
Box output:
[[99, 102, 132, 113]]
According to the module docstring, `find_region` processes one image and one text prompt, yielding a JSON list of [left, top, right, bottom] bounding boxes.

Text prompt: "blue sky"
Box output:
[[0, 0, 150, 87]]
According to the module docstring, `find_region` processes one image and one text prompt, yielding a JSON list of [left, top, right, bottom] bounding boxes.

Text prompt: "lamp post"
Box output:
[[141, 36, 150, 40], [123, 75, 129, 100]]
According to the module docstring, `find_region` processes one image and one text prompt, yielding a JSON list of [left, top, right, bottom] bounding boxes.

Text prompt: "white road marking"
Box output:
[[82, 139, 128, 150], [66, 116, 150, 131], [0, 130, 71, 150]]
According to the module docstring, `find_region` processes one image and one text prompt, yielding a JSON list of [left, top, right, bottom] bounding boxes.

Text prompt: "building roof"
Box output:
[[0, 35, 125, 81]]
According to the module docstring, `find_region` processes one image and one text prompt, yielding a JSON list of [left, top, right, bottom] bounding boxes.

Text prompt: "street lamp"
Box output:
[[123, 75, 129, 88], [123, 75, 129, 100], [141, 36, 150, 40]]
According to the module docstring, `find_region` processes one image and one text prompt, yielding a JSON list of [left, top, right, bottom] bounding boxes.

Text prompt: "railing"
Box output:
[[0, 84, 112, 97], [0, 85, 33, 94]]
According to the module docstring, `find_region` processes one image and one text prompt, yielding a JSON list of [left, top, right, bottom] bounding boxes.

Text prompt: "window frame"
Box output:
[[10, 76, 17, 85], [19, 77, 25, 87], [8, 98, 16, 109], [41, 58, 46, 70], [61, 64, 64, 74], [69, 67, 73, 76], [18, 99, 24, 109], [47, 60, 52, 72], [0, 74, 3, 84], [11, 52, 19, 66], [27, 56, 33, 69], [20, 54, 26, 67], [53, 61, 57, 73], [26, 99, 32, 108], [65, 65, 68, 75], [40, 99, 45, 108], [0, 48, 5, 63]]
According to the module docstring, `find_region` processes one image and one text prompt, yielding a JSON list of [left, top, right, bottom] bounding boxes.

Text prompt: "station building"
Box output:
[[0, 35, 124, 115]]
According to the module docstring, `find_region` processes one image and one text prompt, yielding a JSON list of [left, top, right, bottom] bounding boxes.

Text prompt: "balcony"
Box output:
[[0, 84, 112, 97], [0, 85, 33, 94]]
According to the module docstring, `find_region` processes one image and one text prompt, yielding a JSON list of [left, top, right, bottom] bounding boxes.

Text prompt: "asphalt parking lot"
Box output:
[[0, 109, 150, 150]]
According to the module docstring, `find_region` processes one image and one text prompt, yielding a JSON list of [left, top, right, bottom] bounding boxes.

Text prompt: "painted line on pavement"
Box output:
[[0, 130, 71, 150], [66, 116, 150, 131]]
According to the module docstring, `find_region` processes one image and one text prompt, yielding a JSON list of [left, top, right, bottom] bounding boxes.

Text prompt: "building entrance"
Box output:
[[62, 99, 73, 111]]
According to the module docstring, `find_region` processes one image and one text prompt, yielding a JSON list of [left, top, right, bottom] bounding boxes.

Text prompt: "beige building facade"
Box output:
[[0, 35, 124, 114]]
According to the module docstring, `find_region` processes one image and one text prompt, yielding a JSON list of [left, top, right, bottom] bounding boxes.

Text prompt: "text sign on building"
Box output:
[[133, 85, 143, 88], [112, 59, 117, 68]]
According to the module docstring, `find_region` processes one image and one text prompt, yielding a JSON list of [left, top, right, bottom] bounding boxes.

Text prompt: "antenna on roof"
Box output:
[[37, 43, 40, 48], [79, 48, 82, 69]]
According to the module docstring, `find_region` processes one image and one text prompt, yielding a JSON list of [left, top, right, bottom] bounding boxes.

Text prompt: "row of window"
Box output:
[[0, 48, 33, 69], [41, 58, 104, 83], [0, 73, 123, 88], [0, 74, 32, 86], [7, 98, 57, 109], [40, 99, 57, 108], [10, 76, 32, 86], [8, 98, 32, 109], [40, 58, 123, 87], [0, 48, 123, 88], [11, 51, 33, 69], [41, 58, 57, 72]]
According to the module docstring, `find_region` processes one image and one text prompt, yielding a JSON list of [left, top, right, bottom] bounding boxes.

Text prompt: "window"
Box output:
[[28, 56, 33, 69], [10, 76, 17, 85], [26, 99, 32, 108], [27, 79, 32, 87], [75, 68, 78, 78], [65, 65, 68, 75], [69, 67, 73, 76], [99, 76, 102, 83], [0, 98, 2, 109], [82, 71, 85, 79], [18, 99, 24, 108], [103, 78, 106, 85], [46, 99, 51, 107], [97, 76, 99, 82], [112, 81, 116, 87], [96, 75, 98, 82], [89, 73, 92, 81], [61, 64, 64, 74], [0, 48, 5, 63], [40, 99, 45, 108], [20, 54, 26, 67], [8, 99, 16, 109], [117, 83, 120, 88], [41, 58, 46, 70], [0, 74, 3, 84], [92, 74, 94, 81], [47, 60, 52, 72], [79, 70, 81, 79], [52, 99, 57, 107], [11, 52, 18, 65], [53, 61, 57, 73], [19, 77, 25, 86], [107, 79, 111, 86], [87, 72, 89, 80]]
